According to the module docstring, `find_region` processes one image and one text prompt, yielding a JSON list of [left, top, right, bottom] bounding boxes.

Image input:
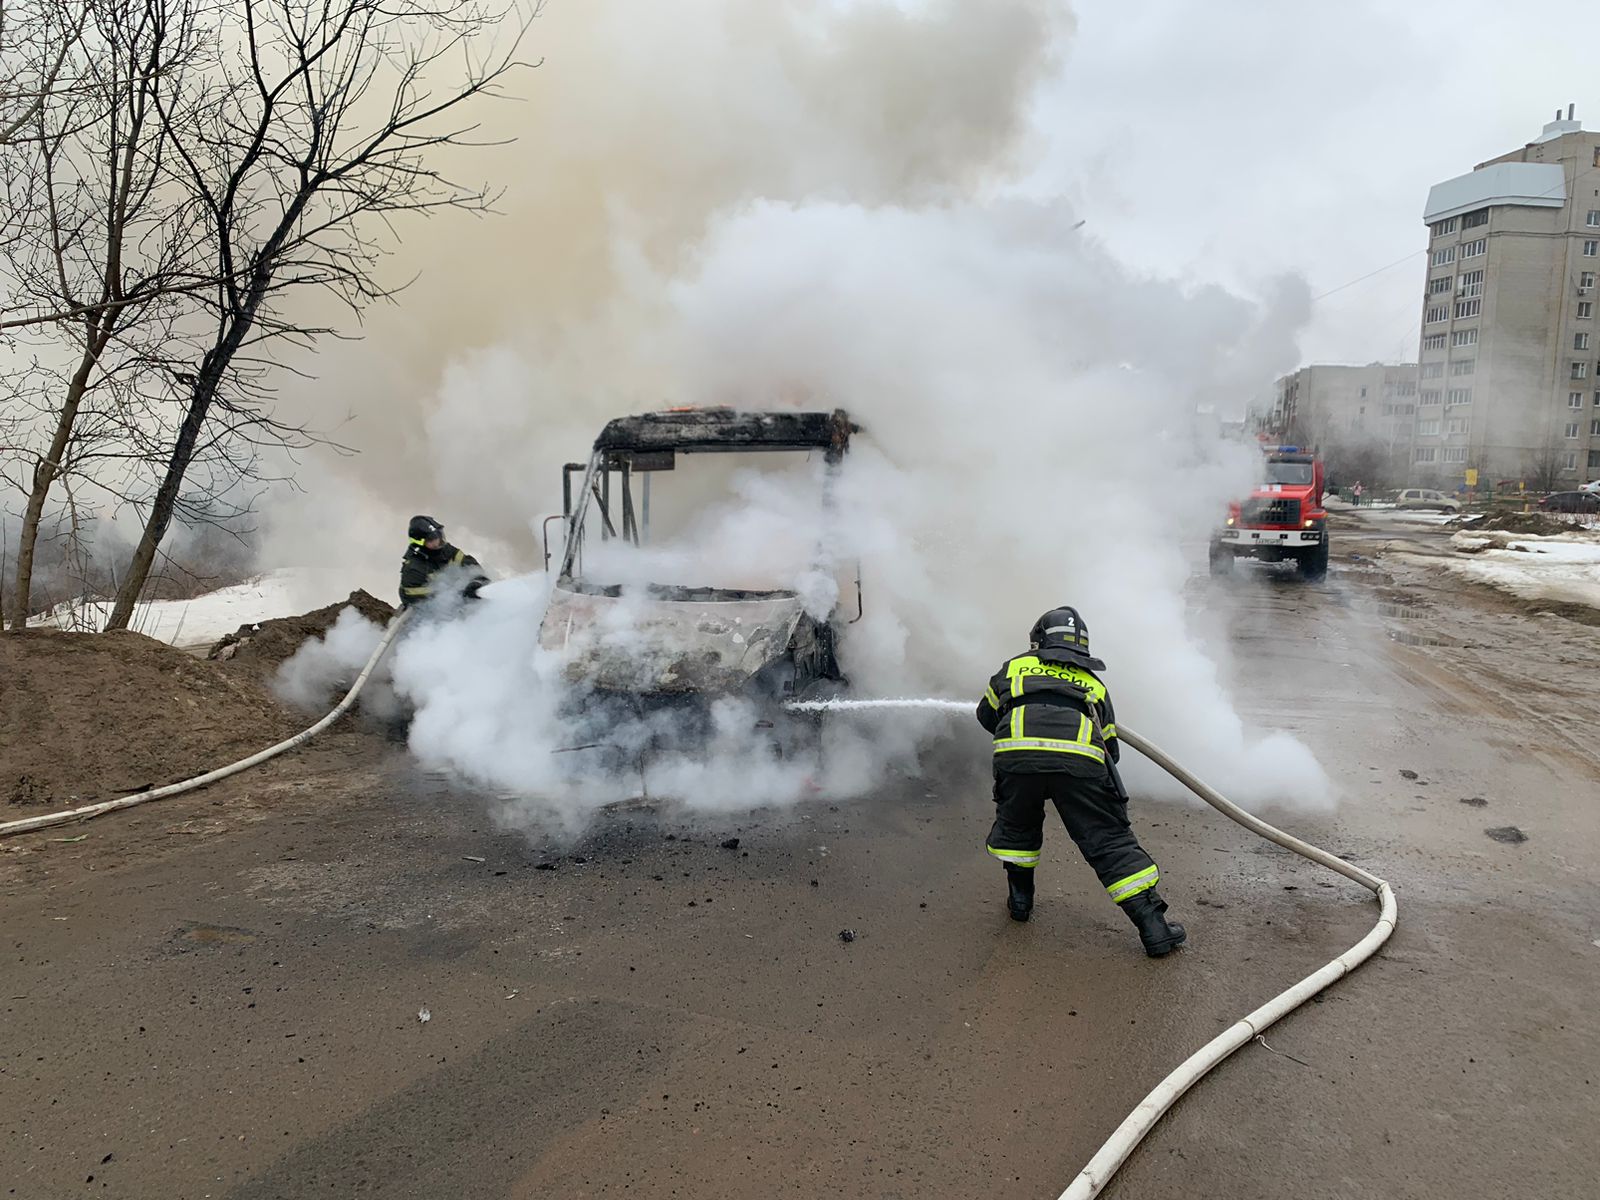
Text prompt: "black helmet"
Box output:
[[1029, 606, 1105, 670], [408, 514, 444, 543]]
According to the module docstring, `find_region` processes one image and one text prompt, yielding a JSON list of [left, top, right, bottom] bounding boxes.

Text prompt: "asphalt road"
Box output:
[[4, 518, 1597, 1199]]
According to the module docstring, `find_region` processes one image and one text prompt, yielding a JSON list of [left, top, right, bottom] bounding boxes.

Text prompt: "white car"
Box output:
[[1395, 487, 1462, 512], [1580, 480, 1600, 494]]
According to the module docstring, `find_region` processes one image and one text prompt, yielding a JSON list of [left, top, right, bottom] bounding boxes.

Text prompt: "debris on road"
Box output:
[[720, 837, 741, 850], [417, 1007, 431, 1024], [1399, 769, 1419, 780], [1484, 826, 1528, 844], [1460, 797, 1489, 807], [838, 929, 856, 943], [462, 855, 486, 863]]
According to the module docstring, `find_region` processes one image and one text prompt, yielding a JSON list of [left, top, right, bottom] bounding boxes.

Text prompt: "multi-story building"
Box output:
[[1266, 363, 1419, 483], [1413, 105, 1600, 488]]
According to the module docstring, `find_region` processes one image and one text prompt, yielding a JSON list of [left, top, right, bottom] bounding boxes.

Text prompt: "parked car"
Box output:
[[1395, 488, 1462, 512], [1537, 491, 1600, 513], [1579, 479, 1600, 494]]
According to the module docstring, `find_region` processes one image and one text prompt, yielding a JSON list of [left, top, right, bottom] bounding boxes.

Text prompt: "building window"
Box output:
[[1565, 423, 1580, 438], [1430, 217, 1458, 238], [1430, 247, 1456, 266], [1591, 449, 1600, 470], [1452, 329, 1478, 347], [1421, 361, 1444, 379], [1460, 209, 1488, 229], [1563, 451, 1580, 470], [1398, 380, 1417, 396], [1451, 359, 1475, 376], [1421, 389, 1442, 405], [1447, 388, 1472, 405], [1589, 211, 1600, 228], [1574, 362, 1590, 379], [1592, 419, 1600, 437], [1571, 392, 1586, 409], [1458, 269, 1484, 297], [1443, 448, 1469, 463], [1425, 306, 1449, 324], [1585, 240, 1600, 257], [1415, 447, 1438, 463], [1418, 419, 1441, 435], [1582, 271, 1597, 292], [1446, 417, 1470, 434], [1461, 238, 1487, 258], [1595, 390, 1600, 406], [1422, 333, 1447, 350], [1428, 275, 1453, 295], [1454, 299, 1480, 319], [1581, 302, 1595, 319], [1579, 333, 1593, 351]]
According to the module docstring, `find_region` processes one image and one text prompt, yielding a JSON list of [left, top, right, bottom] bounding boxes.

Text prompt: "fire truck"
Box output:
[[1208, 446, 1329, 581]]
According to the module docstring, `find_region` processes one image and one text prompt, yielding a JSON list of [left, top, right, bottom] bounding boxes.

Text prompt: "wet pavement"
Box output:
[[3, 519, 1597, 1199]]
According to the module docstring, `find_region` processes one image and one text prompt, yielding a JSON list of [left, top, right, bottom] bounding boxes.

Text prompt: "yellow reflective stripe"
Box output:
[[1010, 673, 1024, 698], [408, 537, 426, 546], [984, 686, 1000, 709], [987, 846, 1040, 867], [1102, 723, 1117, 739], [1107, 865, 1159, 902], [401, 585, 432, 596], [452, 549, 464, 565], [1077, 713, 1090, 742], [993, 738, 1106, 761]]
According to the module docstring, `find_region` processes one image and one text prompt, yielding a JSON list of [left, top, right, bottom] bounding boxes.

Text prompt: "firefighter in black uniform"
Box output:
[[976, 606, 1186, 957], [399, 515, 488, 608]]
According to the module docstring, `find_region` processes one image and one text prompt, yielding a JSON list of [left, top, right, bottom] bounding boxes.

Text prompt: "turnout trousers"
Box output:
[[986, 769, 1160, 906]]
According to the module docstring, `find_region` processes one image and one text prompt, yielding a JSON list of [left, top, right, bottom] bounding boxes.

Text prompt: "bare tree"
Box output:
[[1524, 440, 1566, 494], [1, 0, 214, 630], [104, 0, 533, 630]]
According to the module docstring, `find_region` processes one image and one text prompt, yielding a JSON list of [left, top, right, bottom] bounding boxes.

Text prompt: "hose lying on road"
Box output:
[[787, 699, 1397, 1200], [1057, 725, 1396, 1200], [0, 609, 411, 840]]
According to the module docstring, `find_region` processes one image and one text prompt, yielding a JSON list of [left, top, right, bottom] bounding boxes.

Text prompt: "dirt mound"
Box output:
[[207, 590, 394, 677], [1452, 510, 1568, 535], [1, 629, 307, 810]]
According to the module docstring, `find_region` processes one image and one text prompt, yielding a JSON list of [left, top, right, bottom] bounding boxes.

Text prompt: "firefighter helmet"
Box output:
[[408, 514, 444, 543], [1029, 606, 1105, 669]]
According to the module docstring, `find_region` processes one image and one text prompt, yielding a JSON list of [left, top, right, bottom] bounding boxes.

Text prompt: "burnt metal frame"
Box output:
[[554, 410, 859, 583]]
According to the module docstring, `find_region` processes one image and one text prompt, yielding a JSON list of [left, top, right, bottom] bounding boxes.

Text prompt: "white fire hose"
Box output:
[[0, 609, 411, 839], [788, 698, 1397, 1200]]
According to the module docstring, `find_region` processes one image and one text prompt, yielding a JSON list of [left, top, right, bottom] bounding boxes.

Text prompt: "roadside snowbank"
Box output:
[[1438, 530, 1600, 610], [35, 567, 389, 647]]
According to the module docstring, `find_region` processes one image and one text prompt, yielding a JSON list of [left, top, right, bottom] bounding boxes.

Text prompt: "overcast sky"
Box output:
[[1023, 0, 1594, 368]]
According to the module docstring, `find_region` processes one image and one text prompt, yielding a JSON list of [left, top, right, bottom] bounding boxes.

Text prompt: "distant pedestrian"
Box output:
[[1352, 481, 1364, 506]]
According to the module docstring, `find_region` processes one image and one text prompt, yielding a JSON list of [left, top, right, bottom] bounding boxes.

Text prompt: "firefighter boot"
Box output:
[[1123, 889, 1186, 957], [1005, 865, 1035, 922]]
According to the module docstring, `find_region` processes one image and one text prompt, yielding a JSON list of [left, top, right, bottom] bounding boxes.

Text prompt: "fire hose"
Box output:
[[0, 609, 412, 839], [786, 698, 1396, 1200]]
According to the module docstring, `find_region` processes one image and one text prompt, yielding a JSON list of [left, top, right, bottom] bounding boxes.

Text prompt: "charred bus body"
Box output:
[[539, 408, 860, 760]]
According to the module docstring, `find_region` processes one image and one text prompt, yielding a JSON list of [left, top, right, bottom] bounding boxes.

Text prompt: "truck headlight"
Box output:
[[1303, 519, 1315, 528], [1226, 517, 1235, 526]]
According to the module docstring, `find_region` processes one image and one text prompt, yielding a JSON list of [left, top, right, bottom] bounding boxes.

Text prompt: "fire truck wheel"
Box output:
[[1297, 539, 1329, 581], [1207, 541, 1235, 577]]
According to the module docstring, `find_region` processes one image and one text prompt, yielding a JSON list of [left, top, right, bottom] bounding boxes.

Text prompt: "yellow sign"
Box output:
[[1464, 468, 1478, 486]]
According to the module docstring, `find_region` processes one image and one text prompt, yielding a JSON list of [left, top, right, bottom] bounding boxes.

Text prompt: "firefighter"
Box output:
[[399, 515, 488, 608], [976, 607, 1186, 957]]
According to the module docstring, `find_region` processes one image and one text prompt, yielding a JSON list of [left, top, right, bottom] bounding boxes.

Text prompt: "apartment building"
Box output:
[[1266, 363, 1419, 481], [1412, 106, 1600, 487]]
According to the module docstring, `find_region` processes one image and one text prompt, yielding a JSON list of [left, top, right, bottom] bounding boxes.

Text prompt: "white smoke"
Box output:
[[260, 0, 1334, 828], [272, 605, 402, 722]]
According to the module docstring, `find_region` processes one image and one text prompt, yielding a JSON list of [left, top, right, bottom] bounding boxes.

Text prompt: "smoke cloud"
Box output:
[[261, 0, 1332, 832]]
